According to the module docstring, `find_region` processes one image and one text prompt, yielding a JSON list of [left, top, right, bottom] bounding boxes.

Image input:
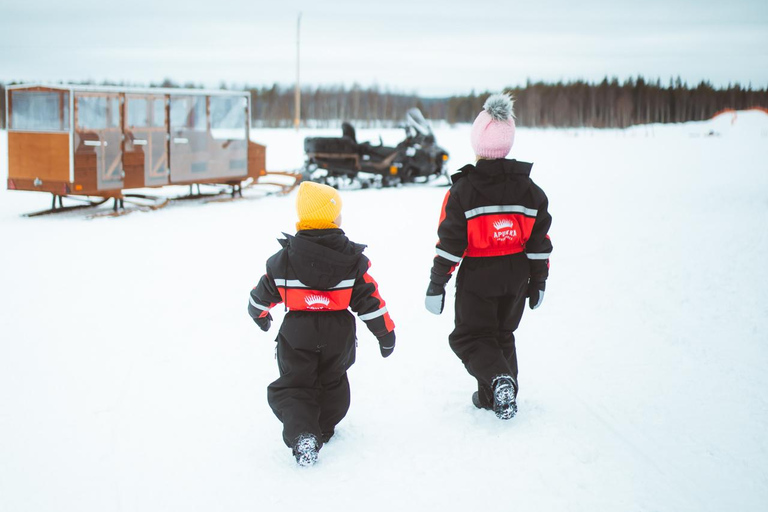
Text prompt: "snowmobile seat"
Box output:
[[359, 141, 397, 160], [304, 136, 358, 155]]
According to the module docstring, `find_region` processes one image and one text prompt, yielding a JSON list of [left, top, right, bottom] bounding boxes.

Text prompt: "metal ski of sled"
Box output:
[[22, 169, 303, 218]]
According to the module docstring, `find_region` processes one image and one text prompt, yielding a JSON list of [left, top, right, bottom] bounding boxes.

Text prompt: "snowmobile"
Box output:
[[302, 108, 449, 188]]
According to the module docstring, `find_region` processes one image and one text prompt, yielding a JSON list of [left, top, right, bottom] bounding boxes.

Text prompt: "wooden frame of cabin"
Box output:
[[5, 84, 266, 197]]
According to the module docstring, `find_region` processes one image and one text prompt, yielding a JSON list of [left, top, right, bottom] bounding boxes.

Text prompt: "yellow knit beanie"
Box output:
[[295, 181, 343, 231]]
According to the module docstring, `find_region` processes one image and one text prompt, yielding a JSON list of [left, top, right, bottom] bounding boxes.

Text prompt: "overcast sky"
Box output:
[[1, 0, 766, 95]]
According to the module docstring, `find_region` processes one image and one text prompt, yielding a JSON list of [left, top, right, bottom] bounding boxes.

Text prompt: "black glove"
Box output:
[[425, 281, 446, 315], [253, 312, 273, 332], [528, 278, 546, 310], [378, 331, 396, 358]]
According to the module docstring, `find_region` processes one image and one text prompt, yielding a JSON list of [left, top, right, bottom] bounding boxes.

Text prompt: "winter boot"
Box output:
[[492, 375, 518, 420], [320, 429, 335, 444], [472, 383, 493, 410], [292, 433, 320, 467]]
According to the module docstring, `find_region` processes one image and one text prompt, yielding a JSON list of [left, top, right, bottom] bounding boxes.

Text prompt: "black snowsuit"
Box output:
[[248, 229, 394, 447], [430, 159, 553, 406]]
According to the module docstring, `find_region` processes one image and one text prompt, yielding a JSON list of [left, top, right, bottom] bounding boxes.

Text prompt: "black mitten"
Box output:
[[528, 279, 546, 310], [253, 312, 273, 332], [378, 331, 396, 358], [425, 281, 446, 315]]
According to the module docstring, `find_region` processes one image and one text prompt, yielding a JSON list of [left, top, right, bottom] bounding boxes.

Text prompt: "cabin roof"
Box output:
[[6, 83, 249, 97]]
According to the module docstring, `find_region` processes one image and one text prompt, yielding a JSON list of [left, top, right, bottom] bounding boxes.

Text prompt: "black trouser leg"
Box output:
[[497, 292, 526, 395], [318, 373, 350, 437], [267, 336, 322, 447], [449, 289, 514, 390], [461, 294, 524, 406], [267, 332, 355, 447], [450, 256, 528, 403], [317, 334, 355, 438]]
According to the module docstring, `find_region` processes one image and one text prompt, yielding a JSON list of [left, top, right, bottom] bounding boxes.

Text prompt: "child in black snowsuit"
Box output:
[[425, 94, 552, 420], [249, 181, 396, 466]]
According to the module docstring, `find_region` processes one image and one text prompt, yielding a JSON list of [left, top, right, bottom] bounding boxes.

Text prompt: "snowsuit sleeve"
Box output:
[[430, 189, 467, 285], [349, 258, 395, 339], [525, 194, 553, 281], [248, 270, 283, 320]]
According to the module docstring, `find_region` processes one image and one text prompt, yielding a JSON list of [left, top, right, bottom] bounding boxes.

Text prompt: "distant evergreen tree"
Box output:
[[0, 78, 766, 130]]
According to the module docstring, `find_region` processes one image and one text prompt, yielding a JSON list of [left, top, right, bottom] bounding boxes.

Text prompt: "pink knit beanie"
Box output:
[[470, 94, 516, 159]]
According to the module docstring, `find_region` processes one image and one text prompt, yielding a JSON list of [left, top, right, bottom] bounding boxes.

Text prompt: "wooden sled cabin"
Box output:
[[5, 84, 266, 199]]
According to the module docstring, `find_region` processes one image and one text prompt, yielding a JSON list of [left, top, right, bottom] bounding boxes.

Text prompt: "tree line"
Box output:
[[495, 78, 768, 128], [248, 84, 434, 128], [1, 78, 766, 130]]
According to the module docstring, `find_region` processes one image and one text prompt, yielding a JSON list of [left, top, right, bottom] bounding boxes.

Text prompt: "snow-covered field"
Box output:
[[1, 112, 767, 512]]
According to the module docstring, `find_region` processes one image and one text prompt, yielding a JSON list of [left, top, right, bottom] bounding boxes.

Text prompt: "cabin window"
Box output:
[[127, 98, 149, 127], [210, 96, 247, 140], [10, 91, 69, 132], [109, 97, 120, 128], [151, 98, 166, 127], [171, 96, 206, 131], [77, 95, 120, 130]]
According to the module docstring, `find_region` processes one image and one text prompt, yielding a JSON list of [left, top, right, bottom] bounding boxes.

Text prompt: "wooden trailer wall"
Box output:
[[6, 85, 266, 197], [7, 87, 72, 195]]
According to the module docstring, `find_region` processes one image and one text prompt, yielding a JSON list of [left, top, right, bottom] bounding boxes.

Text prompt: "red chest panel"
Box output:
[[466, 213, 535, 257], [278, 287, 353, 311]]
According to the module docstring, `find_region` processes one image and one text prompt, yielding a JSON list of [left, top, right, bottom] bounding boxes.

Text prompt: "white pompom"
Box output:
[[483, 94, 514, 121]]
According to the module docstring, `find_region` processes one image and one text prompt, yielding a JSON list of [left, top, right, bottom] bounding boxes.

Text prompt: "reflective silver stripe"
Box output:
[[273, 279, 309, 288], [274, 278, 355, 289], [249, 296, 270, 311], [464, 205, 538, 219], [359, 307, 388, 321], [436, 248, 462, 263], [526, 252, 551, 260], [331, 279, 356, 289]]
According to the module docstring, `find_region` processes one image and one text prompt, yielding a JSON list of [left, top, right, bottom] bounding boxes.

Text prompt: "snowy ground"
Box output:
[[1, 113, 767, 512]]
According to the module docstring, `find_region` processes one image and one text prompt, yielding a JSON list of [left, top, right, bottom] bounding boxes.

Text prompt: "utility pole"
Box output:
[[294, 12, 302, 131]]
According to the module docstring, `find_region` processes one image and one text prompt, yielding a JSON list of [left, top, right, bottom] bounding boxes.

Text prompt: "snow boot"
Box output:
[[292, 433, 320, 467], [472, 391, 492, 410], [321, 429, 334, 444], [492, 375, 518, 420]]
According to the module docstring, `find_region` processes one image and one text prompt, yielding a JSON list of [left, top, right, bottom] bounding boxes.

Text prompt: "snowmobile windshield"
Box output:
[[406, 108, 433, 137]]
